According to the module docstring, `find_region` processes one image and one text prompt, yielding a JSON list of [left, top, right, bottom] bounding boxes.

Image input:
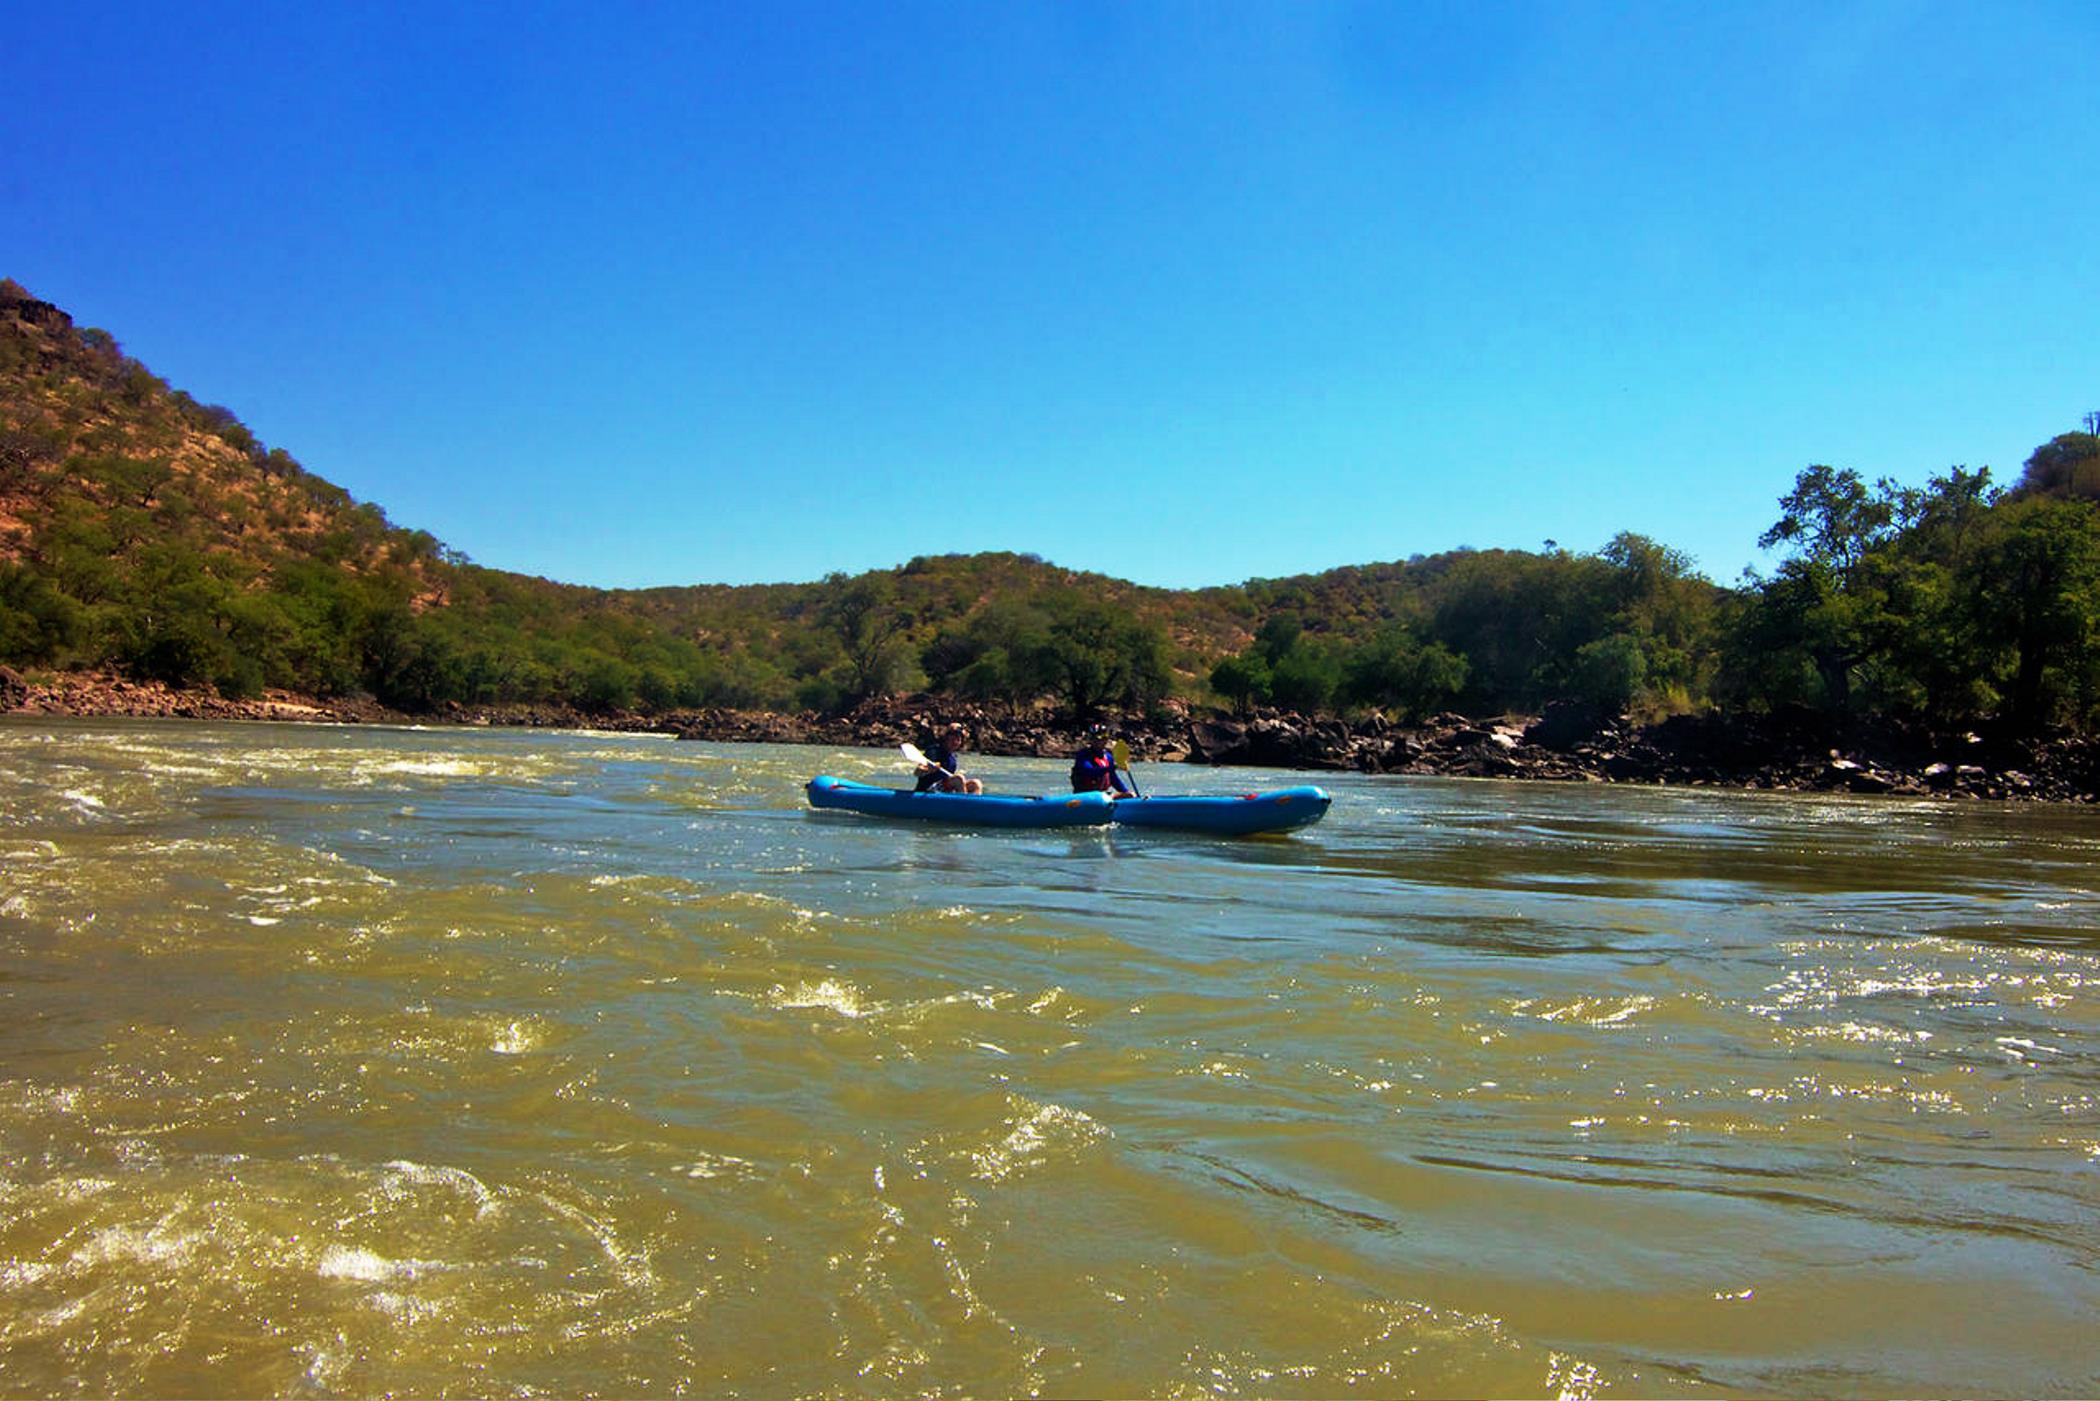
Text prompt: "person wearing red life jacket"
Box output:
[[1069, 726, 1134, 797]]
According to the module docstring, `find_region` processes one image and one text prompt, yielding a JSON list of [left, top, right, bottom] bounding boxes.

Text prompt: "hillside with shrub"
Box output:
[[0, 280, 1227, 715], [6, 279, 2100, 740]]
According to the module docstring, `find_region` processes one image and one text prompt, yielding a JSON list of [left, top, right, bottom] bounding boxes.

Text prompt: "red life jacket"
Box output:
[[1071, 748, 1117, 792]]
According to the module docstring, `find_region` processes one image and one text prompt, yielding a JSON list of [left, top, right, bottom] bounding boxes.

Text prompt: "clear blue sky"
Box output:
[[7, 2, 2096, 590]]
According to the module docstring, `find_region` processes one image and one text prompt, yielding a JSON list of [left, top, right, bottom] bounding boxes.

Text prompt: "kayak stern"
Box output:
[[1109, 785, 1332, 835]]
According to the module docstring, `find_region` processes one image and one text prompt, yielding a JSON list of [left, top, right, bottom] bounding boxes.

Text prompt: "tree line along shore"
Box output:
[[7, 277, 2100, 803]]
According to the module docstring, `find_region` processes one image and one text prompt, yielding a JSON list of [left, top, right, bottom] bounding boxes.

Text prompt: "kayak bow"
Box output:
[[807, 775, 1114, 828]]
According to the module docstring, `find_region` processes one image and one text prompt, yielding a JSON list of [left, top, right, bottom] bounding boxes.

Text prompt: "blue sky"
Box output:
[[7, 2, 2096, 590]]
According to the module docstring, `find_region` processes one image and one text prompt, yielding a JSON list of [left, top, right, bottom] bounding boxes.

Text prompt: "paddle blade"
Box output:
[[900, 742, 929, 767], [1109, 738, 1142, 797]]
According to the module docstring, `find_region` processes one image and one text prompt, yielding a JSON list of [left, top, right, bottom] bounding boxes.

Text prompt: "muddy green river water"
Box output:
[[1, 718, 2096, 1397]]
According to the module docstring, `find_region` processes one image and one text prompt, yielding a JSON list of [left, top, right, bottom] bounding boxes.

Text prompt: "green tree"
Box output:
[[818, 571, 917, 709], [362, 609, 464, 711], [1252, 614, 1304, 665], [951, 646, 1019, 707], [0, 563, 83, 665], [1567, 634, 1647, 711], [1426, 549, 1618, 711], [1736, 466, 1905, 716], [1209, 651, 1272, 715], [1963, 496, 2100, 728], [1594, 532, 1716, 706], [1757, 463, 1896, 570], [1027, 595, 1170, 718], [1267, 637, 1342, 712], [923, 598, 1059, 713], [274, 561, 377, 697], [1340, 626, 1467, 720], [1866, 466, 2002, 724], [577, 655, 640, 713]]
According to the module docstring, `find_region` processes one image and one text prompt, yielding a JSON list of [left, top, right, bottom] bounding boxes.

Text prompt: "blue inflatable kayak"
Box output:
[[1108, 785, 1332, 835], [807, 776, 1114, 828]]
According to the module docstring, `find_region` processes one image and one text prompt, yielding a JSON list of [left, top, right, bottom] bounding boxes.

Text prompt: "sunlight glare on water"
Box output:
[[1, 718, 2097, 1396]]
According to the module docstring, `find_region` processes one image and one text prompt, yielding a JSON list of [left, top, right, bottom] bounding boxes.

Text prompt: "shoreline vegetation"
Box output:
[[10, 278, 2100, 807], [11, 668, 2099, 804]]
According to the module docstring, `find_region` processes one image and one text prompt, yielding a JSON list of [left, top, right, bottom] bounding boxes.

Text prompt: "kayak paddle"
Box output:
[[901, 741, 956, 778], [1110, 739, 1143, 798]]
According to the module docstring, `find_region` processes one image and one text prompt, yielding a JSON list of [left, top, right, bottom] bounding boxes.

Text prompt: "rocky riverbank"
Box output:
[[9, 668, 2100, 803], [661, 694, 2100, 804], [1, 668, 399, 724]]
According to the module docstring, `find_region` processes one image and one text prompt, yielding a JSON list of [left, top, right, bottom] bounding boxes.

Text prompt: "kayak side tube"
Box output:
[[807, 775, 1115, 828], [1109, 785, 1332, 835]]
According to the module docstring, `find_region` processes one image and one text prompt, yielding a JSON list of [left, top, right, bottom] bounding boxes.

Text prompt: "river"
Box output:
[[1, 718, 2095, 1397]]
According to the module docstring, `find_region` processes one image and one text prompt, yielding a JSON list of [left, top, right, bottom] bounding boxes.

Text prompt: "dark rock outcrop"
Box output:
[[0, 281, 71, 331], [1525, 701, 1609, 752]]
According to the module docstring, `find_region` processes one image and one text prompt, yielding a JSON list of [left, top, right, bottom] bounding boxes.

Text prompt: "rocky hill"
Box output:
[[0, 280, 1257, 712], [11, 276, 2100, 798]]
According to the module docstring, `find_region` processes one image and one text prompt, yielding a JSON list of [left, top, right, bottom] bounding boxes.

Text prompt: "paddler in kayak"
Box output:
[[914, 724, 984, 794], [1069, 726, 1135, 798]]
